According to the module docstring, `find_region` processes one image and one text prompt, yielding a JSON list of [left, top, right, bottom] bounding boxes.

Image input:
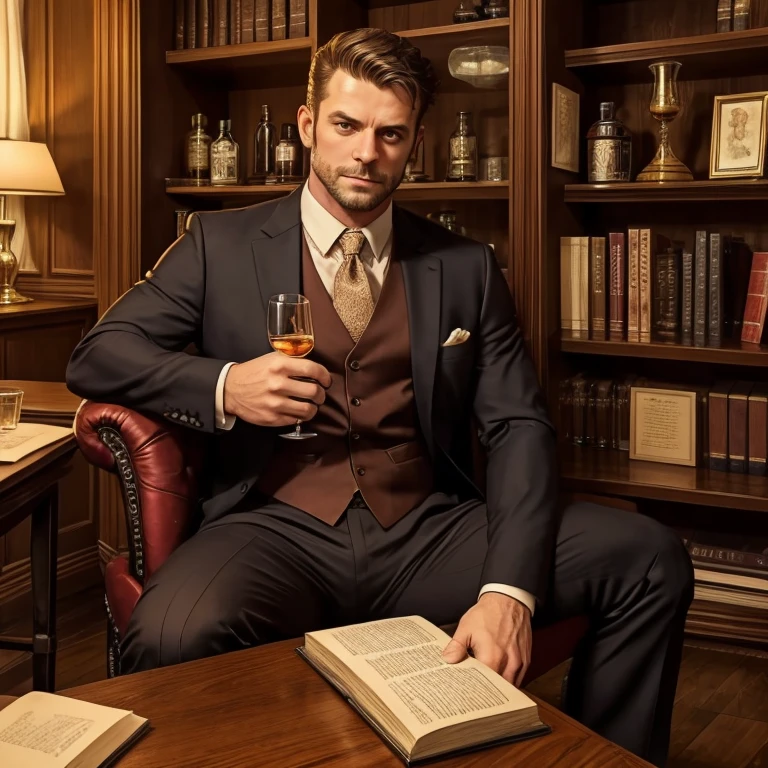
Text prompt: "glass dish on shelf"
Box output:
[[448, 46, 509, 89]]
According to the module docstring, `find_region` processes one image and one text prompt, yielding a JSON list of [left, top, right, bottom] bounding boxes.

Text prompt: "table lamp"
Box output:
[[0, 139, 65, 304]]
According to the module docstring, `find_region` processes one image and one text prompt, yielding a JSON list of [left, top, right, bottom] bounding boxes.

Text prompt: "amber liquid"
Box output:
[[270, 334, 314, 357]]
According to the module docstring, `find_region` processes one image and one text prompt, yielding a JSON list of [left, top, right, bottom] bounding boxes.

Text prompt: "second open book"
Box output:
[[299, 615, 549, 765]]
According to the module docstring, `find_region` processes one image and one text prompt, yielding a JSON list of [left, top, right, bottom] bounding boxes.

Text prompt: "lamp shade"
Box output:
[[0, 139, 65, 196]]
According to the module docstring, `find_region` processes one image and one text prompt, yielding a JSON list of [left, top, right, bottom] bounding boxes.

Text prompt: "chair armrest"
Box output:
[[75, 401, 205, 583]]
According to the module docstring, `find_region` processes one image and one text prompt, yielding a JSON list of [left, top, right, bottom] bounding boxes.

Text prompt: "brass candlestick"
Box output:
[[637, 61, 693, 182]]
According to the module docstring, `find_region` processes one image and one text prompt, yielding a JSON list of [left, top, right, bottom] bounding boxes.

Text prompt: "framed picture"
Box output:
[[552, 83, 579, 173], [709, 91, 768, 178], [629, 387, 698, 467]]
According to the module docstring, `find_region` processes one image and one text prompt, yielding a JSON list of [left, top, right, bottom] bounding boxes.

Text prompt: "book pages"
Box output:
[[0, 424, 72, 463]]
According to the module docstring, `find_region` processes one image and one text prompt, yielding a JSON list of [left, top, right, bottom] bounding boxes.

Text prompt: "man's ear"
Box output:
[[297, 105, 313, 149]]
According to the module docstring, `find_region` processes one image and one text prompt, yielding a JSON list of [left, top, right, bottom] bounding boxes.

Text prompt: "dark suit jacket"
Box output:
[[66, 187, 558, 603]]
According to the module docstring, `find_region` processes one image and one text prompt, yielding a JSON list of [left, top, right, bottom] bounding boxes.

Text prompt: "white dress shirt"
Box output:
[[213, 184, 535, 616]]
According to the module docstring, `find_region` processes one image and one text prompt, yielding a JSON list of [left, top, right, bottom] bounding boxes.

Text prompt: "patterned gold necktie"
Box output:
[[333, 229, 374, 342]]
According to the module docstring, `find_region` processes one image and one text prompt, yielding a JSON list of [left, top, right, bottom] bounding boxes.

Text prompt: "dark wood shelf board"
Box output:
[[561, 335, 768, 366], [560, 448, 768, 512], [564, 180, 768, 202], [165, 38, 313, 89], [166, 181, 510, 202], [565, 27, 768, 83]]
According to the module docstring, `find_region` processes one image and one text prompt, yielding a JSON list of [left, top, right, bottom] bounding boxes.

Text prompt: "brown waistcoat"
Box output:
[[256, 236, 434, 527]]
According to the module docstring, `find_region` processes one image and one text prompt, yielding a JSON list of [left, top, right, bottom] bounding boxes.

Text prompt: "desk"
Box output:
[[50, 639, 651, 767], [0, 435, 77, 691]]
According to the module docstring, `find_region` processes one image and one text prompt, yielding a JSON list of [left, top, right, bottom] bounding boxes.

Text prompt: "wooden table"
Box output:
[[0, 434, 78, 692], [51, 640, 651, 767]]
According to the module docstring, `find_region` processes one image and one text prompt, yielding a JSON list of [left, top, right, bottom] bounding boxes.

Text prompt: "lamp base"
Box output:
[[0, 286, 33, 305], [636, 143, 693, 182]]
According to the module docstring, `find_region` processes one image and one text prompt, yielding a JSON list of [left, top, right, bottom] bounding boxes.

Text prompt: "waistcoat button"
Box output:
[[351, 397, 361, 407], [351, 432, 360, 441], [349, 360, 360, 371], [240, 483, 249, 493], [357, 467, 366, 476]]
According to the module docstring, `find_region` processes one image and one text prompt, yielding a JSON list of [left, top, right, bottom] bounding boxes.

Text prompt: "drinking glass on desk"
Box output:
[[268, 293, 317, 440], [0, 388, 23, 430]]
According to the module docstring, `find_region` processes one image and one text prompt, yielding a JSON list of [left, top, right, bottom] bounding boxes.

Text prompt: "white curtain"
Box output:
[[0, 0, 34, 272]]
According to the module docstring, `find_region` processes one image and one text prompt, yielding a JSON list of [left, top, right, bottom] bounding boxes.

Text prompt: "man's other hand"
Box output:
[[442, 592, 532, 687], [223, 352, 331, 427]]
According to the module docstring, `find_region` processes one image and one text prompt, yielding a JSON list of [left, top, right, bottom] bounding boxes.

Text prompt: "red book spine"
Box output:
[[741, 252, 768, 344]]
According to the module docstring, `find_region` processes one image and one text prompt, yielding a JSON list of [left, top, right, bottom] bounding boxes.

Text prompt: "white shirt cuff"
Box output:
[[215, 362, 237, 431], [479, 583, 536, 617]]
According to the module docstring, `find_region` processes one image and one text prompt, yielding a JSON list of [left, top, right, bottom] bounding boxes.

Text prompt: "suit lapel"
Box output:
[[252, 187, 303, 314], [396, 206, 441, 454]]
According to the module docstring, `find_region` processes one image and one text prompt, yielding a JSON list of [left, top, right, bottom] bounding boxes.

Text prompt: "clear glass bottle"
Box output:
[[251, 104, 276, 184], [273, 123, 302, 183], [446, 111, 478, 182], [453, 0, 479, 23], [586, 102, 632, 183], [185, 113, 212, 184], [210, 119, 240, 186]]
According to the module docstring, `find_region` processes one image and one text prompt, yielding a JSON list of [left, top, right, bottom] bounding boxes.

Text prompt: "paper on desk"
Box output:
[[0, 423, 72, 463]]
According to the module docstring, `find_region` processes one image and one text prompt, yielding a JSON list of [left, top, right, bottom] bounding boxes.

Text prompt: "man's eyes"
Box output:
[[334, 123, 402, 142]]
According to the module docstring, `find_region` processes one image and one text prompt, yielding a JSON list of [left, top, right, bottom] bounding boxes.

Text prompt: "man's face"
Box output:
[[300, 70, 421, 213]]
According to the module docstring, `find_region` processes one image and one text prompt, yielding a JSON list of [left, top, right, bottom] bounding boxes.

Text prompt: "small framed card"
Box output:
[[629, 387, 698, 467], [552, 83, 580, 173]]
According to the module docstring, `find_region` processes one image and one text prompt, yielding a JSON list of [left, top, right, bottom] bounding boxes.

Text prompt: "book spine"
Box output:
[[591, 237, 607, 339], [571, 239, 582, 334], [709, 386, 731, 472], [579, 237, 589, 336], [609, 232, 625, 341], [197, 0, 212, 47], [560, 237, 572, 332], [709, 233, 723, 346], [694, 230, 708, 347], [728, 383, 751, 474], [289, 0, 307, 37], [255, 0, 270, 41], [241, 0, 255, 42], [595, 380, 613, 448], [689, 542, 768, 570], [741, 252, 768, 344], [627, 228, 640, 342], [733, 0, 751, 30], [717, 0, 734, 31], [271, 0, 287, 40], [681, 250, 693, 341], [748, 386, 768, 476], [639, 228, 651, 342], [175, 0, 186, 49], [185, 0, 197, 48], [231, 0, 242, 44], [213, 0, 229, 45]]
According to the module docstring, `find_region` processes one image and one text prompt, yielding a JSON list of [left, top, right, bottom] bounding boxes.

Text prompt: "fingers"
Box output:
[[277, 355, 332, 389], [442, 638, 468, 664], [278, 397, 319, 422], [280, 377, 327, 405], [470, 635, 506, 677]]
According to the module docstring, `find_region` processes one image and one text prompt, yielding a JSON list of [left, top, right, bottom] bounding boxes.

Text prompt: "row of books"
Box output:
[[561, 374, 768, 476], [173, 0, 307, 50], [560, 232, 768, 346]]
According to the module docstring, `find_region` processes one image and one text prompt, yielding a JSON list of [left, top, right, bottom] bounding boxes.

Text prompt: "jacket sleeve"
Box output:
[[472, 245, 559, 606], [66, 214, 229, 433]]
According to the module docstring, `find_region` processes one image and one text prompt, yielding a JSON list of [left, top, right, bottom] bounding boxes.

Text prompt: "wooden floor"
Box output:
[[3, 586, 768, 767]]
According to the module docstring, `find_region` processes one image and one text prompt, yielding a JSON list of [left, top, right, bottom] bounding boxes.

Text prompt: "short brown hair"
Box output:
[[307, 28, 439, 126]]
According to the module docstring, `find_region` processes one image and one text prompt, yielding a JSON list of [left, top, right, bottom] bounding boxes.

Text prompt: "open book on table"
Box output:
[[298, 615, 549, 765], [0, 691, 149, 767], [0, 423, 73, 463]]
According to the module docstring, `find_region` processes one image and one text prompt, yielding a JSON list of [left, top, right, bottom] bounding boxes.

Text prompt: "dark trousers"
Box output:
[[122, 492, 693, 767]]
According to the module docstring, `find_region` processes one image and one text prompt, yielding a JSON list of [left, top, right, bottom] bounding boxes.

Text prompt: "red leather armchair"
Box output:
[[75, 400, 590, 683]]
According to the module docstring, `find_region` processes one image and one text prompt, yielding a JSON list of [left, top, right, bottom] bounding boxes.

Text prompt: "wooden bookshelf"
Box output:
[[559, 447, 768, 513], [165, 37, 314, 88], [560, 335, 768, 366], [564, 180, 768, 203], [565, 27, 768, 82], [166, 181, 510, 202]]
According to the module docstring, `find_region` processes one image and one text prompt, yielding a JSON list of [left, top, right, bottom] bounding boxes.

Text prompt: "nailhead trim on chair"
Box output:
[[105, 593, 122, 678], [98, 426, 145, 582]]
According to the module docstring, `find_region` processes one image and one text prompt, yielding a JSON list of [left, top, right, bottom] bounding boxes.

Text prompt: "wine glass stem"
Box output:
[[296, 421, 302, 436]]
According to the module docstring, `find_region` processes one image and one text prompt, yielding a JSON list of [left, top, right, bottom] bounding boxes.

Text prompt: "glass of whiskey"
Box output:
[[0, 388, 23, 430]]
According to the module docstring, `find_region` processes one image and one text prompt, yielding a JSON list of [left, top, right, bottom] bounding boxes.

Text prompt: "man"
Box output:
[[67, 28, 692, 766]]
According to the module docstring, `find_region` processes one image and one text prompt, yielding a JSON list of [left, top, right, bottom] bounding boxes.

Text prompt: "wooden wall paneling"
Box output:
[[94, 0, 142, 564], [367, 0, 457, 31], [314, 0, 367, 47]]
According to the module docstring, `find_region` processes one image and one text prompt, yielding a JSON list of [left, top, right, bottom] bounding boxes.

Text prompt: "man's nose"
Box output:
[[351, 129, 379, 165]]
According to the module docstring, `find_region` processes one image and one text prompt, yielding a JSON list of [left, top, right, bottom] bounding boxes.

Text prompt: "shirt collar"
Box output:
[[301, 183, 393, 261]]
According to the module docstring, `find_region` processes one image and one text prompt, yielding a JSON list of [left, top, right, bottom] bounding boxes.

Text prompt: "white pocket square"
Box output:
[[442, 328, 471, 347]]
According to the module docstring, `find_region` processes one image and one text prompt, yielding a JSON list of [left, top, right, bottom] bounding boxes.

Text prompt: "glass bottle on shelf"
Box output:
[[185, 113, 212, 184], [453, 0, 479, 23], [272, 123, 302, 183], [250, 105, 276, 184], [210, 119, 240, 186], [446, 111, 478, 182], [586, 102, 632, 183], [482, 0, 509, 18]]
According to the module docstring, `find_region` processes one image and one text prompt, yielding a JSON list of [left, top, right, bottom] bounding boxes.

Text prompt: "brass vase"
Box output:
[[637, 61, 693, 182]]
